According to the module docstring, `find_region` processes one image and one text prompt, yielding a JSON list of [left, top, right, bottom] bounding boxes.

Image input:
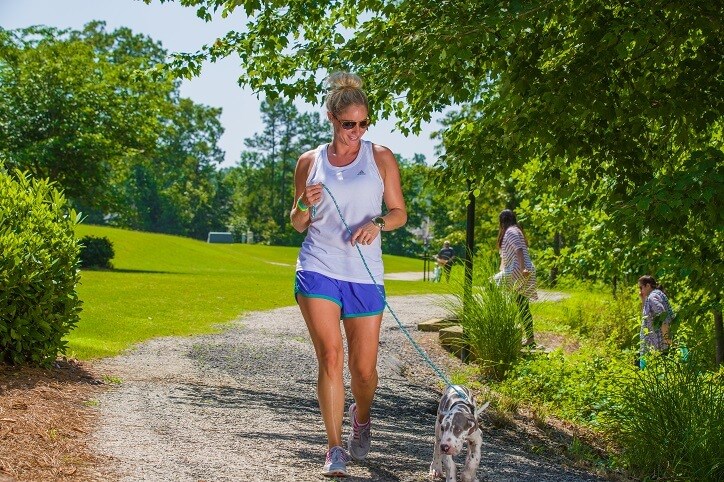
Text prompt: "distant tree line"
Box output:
[[0, 22, 228, 239]]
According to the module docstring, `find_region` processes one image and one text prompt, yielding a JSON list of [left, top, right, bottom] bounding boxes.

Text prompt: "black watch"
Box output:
[[372, 216, 385, 230]]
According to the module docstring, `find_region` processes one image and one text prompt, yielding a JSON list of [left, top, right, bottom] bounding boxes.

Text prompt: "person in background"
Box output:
[[435, 240, 456, 282], [637, 275, 674, 368], [495, 209, 538, 346], [290, 71, 407, 477]]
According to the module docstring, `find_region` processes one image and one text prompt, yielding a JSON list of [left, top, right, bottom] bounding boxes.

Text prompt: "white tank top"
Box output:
[[296, 140, 385, 284]]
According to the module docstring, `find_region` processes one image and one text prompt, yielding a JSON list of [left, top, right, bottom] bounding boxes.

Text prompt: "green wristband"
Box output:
[[296, 197, 309, 212]]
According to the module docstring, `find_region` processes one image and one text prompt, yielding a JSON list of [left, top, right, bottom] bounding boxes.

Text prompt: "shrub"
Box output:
[[496, 345, 631, 426], [0, 170, 82, 366], [602, 353, 724, 481], [79, 235, 114, 269]]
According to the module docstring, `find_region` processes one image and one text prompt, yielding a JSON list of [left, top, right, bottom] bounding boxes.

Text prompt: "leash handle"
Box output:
[[320, 183, 468, 401]]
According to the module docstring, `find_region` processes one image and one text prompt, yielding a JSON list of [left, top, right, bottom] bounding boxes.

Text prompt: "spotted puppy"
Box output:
[[429, 385, 489, 482]]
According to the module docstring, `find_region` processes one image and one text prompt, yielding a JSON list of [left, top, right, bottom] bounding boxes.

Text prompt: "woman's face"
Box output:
[[329, 104, 369, 145], [639, 283, 653, 299]]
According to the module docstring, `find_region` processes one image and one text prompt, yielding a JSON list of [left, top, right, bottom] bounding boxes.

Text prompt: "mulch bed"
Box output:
[[0, 359, 112, 481]]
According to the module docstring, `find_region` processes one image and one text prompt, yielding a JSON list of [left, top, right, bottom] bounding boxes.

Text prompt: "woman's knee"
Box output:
[[317, 346, 344, 374], [350, 365, 378, 386]]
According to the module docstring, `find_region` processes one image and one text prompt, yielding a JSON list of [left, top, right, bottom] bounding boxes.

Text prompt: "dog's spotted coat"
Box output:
[[430, 385, 489, 482]]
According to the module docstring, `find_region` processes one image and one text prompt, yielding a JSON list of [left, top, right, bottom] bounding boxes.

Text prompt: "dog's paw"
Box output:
[[428, 465, 444, 480], [429, 470, 444, 480], [460, 472, 478, 482]]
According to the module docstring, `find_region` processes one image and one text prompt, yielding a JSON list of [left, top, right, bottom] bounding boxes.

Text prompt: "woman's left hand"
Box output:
[[351, 221, 381, 246]]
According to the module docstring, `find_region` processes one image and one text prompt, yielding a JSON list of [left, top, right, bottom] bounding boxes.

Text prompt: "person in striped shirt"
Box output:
[[495, 209, 538, 346]]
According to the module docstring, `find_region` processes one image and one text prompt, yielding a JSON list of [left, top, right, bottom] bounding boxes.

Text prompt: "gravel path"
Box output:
[[91, 295, 603, 482]]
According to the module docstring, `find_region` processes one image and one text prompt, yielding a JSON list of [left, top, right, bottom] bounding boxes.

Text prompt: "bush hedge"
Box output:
[[79, 235, 114, 269], [0, 170, 82, 366]]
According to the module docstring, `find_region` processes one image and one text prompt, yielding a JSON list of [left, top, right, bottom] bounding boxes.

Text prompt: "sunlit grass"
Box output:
[[531, 287, 618, 347]]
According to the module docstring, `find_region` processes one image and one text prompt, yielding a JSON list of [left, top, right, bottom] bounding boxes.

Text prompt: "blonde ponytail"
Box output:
[[324, 72, 368, 115]]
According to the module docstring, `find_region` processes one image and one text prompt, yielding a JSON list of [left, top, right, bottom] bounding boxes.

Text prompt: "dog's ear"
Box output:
[[474, 401, 490, 424], [466, 418, 478, 435]]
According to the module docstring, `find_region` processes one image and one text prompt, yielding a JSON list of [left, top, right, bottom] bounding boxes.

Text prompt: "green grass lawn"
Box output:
[[532, 289, 606, 335], [531, 285, 637, 351], [72, 225, 448, 359]]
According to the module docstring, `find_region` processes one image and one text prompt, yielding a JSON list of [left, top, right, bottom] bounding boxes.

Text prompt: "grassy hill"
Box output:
[[71, 225, 445, 359]]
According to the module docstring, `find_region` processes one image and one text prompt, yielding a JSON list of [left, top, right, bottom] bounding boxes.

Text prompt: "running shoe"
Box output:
[[322, 445, 350, 477], [347, 403, 372, 460]]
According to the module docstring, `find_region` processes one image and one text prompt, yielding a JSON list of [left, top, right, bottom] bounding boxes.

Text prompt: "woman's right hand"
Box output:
[[300, 183, 323, 209]]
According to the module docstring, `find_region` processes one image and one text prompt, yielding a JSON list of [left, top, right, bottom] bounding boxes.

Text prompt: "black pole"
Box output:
[[423, 253, 428, 281], [464, 180, 475, 305], [422, 238, 429, 281]]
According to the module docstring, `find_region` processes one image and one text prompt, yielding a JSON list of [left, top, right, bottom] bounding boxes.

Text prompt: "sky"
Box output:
[[1, 0, 443, 168]]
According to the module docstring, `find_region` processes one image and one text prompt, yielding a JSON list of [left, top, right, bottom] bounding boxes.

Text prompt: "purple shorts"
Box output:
[[294, 270, 386, 319]]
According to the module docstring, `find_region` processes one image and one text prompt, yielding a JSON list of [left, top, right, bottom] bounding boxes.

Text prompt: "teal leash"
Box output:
[[319, 183, 466, 400]]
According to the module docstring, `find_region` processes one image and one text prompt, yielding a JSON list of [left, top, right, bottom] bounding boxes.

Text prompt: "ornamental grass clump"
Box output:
[[448, 278, 522, 380], [0, 169, 82, 366], [603, 353, 724, 481]]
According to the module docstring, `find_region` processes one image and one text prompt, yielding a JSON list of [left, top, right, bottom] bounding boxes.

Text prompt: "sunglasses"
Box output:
[[331, 112, 371, 130]]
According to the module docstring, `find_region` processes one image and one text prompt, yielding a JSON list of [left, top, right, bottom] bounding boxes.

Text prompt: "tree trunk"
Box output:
[[715, 308, 723, 366], [463, 181, 475, 308], [612, 275, 618, 299]]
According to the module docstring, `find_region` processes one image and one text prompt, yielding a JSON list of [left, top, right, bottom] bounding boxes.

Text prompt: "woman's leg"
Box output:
[[342, 314, 383, 424], [298, 296, 345, 449], [516, 294, 534, 342]]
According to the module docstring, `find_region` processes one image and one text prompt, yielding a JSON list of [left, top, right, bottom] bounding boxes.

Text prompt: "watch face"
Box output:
[[374, 217, 385, 228]]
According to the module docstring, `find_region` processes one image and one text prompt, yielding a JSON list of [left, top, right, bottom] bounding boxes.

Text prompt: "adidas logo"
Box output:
[[357, 170, 366, 176]]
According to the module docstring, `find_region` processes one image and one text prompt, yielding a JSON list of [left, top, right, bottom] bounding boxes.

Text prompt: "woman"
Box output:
[[290, 72, 407, 477], [495, 209, 538, 346], [638, 275, 674, 367]]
